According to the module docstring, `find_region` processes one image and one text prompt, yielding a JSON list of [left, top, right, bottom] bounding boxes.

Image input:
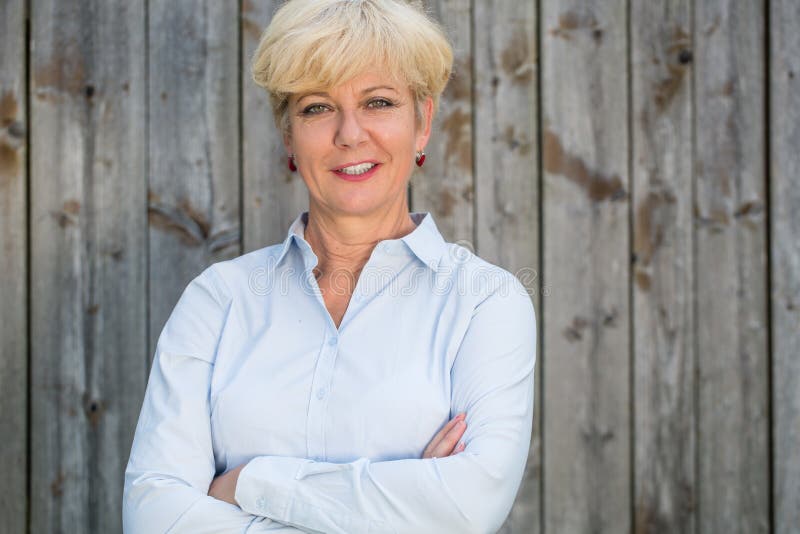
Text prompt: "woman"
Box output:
[[122, 1, 536, 533]]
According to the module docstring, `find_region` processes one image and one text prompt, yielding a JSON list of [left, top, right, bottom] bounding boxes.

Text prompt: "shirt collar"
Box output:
[[274, 210, 447, 272]]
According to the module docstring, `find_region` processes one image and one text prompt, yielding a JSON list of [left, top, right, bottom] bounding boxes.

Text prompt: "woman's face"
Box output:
[[285, 70, 433, 218]]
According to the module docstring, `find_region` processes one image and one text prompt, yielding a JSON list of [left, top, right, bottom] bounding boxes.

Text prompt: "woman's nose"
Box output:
[[334, 109, 368, 148]]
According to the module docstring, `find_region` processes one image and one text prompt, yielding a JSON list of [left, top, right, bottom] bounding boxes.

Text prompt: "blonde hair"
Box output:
[[251, 0, 453, 133]]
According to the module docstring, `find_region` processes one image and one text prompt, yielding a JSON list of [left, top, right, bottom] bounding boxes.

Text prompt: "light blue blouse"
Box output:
[[123, 211, 537, 534]]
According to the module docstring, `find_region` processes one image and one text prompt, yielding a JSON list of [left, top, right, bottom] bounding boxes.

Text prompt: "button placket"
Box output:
[[305, 335, 339, 460]]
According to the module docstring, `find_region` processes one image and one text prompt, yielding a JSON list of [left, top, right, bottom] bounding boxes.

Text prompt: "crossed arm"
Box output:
[[122, 268, 536, 534], [207, 413, 468, 505]]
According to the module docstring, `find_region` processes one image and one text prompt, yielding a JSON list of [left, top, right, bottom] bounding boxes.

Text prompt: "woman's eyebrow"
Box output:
[[297, 91, 330, 103], [362, 85, 398, 94], [296, 85, 398, 104]]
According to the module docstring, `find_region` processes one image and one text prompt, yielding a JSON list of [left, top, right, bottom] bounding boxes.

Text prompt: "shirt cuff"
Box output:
[[234, 456, 379, 534], [235, 456, 302, 520]]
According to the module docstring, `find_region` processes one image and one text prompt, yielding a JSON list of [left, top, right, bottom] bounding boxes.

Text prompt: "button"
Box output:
[[328, 336, 338, 347], [316, 387, 327, 399], [256, 496, 266, 511]]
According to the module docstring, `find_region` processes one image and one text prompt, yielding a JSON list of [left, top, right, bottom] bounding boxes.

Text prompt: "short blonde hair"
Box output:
[[251, 0, 453, 133]]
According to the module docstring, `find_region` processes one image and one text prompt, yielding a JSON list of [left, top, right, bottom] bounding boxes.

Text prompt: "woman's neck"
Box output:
[[303, 203, 418, 276]]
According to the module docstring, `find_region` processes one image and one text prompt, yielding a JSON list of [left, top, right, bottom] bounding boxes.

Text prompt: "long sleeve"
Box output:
[[122, 267, 304, 534], [234, 274, 537, 534]]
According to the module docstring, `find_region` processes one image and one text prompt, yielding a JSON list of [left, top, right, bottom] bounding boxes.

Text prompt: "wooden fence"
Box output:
[[0, 0, 798, 532]]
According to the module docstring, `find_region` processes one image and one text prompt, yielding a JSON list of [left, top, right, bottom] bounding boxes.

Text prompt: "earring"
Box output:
[[288, 154, 297, 172], [415, 151, 426, 167]]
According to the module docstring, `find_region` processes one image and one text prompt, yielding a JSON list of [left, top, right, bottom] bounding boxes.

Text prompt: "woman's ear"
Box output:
[[416, 96, 434, 151], [283, 130, 292, 155], [282, 103, 294, 154]]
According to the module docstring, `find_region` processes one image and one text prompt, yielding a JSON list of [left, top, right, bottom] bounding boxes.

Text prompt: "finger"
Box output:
[[425, 413, 465, 452], [437, 413, 465, 440], [452, 442, 466, 455], [423, 413, 466, 458], [431, 418, 466, 458]]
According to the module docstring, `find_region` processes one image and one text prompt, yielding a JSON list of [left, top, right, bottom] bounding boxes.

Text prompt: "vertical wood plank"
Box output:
[[631, 2, 696, 533], [242, 0, 308, 253], [694, 1, 769, 532], [769, 1, 800, 532], [148, 0, 241, 360], [410, 0, 473, 243], [29, 1, 146, 531], [541, 1, 631, 532], [473, 0, 540, 531], [0, 1, 27, 532]]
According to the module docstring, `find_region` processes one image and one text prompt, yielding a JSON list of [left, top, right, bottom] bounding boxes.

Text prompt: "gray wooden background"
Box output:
[[1, 0, 798, 533]]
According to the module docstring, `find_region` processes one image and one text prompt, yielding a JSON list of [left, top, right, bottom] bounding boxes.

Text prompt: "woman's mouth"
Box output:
[[333, 161, 380, 181]]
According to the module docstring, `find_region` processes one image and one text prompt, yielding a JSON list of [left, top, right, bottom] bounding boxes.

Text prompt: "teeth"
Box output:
[[339, 163, 376, 175]]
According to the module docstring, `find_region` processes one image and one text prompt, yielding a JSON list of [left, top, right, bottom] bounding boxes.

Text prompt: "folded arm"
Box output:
[[122, 268, 305, 533], [234, 276, 538, 534]]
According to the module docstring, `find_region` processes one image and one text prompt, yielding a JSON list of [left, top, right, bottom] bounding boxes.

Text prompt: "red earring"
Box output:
[[288, 155, 297, 172], [415, 151, 426, 167]]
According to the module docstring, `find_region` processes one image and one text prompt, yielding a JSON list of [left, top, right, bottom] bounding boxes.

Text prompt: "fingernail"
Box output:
[[456, 420, 465, 428]]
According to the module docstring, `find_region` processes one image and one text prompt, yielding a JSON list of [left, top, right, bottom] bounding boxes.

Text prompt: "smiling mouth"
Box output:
[[336, 162, 378, 176]]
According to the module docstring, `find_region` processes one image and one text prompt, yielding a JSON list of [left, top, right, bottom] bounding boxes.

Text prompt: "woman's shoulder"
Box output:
[[207, 243, 283, 288], [197, 242, 286, 297], [438, 241, 532, 304]]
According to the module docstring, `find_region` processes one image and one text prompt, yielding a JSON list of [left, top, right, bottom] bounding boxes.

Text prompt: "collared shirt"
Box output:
[[123, 210, 537, 534]]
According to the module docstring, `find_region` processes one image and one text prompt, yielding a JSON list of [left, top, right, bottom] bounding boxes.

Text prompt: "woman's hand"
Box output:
[[422, 412, 467, 459], [208, 463, 247, 505]]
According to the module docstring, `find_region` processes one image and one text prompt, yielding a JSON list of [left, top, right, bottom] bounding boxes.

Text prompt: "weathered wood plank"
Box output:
[[148, 0, 241, 360], [410, 0, 473, 243], [631, 2, 696, 533], [541, 1, 631, 532], [0, 1, 27, 532], [472, 0, 540, 531], [29, 1, 146, 531], [694, 1, 769, 532], [769, 1, 800, 532], [242, 0, 308, 253]]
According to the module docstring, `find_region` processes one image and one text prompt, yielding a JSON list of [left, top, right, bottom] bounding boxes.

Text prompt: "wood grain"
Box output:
[[541, 1, 631, 532], [5, 1, 799, 531], [694, 0, 770, 532], [241, 0, 308, 253], [0, 1, 27, 532], [473, 0, 540, 531], [410, 0, 474, 243], [769, 1, 800, 532], [631, 2, 696, 533], [148, 0, 241, 361], [29, 0, 147, 531]]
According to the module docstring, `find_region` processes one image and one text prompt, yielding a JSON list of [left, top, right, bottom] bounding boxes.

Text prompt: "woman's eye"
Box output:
[[367, 98, 394, 109], [302, 104, 329, 115]]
